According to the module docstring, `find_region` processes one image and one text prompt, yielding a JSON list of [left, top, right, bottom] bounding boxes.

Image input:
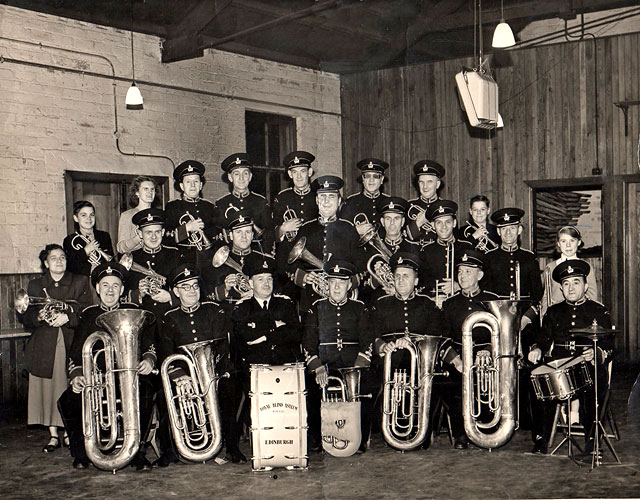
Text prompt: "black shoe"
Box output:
[[72, 458, 90, 470], [153, 453, 178, 468], [226, 449, 247, 464], [531, 438, 548, 454], [131, 453, 153, 471], [309, 441, 322, 453], [454, 436, 469, 450], [43, 436, 61, 453], [356, 442, 367, 454]]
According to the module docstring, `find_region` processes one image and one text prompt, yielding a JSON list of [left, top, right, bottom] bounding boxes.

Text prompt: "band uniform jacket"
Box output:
[[215, 191, 275, 254], [536, 299, 612, 359], [161, 301, 233, 373], [63, 230, 114, 277], [164, 197, 220, 260], [459, 220, 500, 254], [272, 186, 318, 243], [303, 297, 373, 372], [339, 191, 391, 228], [232, 293, 301, 366], [419, 239, 473, 296], [405, 196, 439, 246], [483, 246, 544, 320], [67, 302, 157, 380], [370, 291, 448, 353], [128, 244, 180, 319], [441, 289, 500, 363], [20, 271, 92, 378]]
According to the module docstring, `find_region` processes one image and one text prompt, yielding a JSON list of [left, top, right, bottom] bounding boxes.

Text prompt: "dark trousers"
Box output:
[[57, 375, 155, 463], [433, 370, 465, 440]]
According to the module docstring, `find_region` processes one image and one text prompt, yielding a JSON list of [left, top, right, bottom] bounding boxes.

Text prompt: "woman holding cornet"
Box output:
[[18, 244, 91, 453], [63, 200, 115, 277]]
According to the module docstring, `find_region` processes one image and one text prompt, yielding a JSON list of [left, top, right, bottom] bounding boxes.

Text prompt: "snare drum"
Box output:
[[530, 357, 593, 401]]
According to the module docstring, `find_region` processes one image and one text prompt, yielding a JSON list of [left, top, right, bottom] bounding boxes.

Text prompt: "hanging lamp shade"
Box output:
[[126, 82, 143, 110], [492, 19, 516, 48]]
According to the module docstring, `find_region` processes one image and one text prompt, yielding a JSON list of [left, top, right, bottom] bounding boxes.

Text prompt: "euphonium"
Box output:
[[119, 253, 167, 296], [282, 205, 299, 242], [381, 333, 443, 450], [460, 299, 531, 449], [321, 367, 363, 457], [211, 245, 252, 294], [81, 308, 154, 472], [14, 288, 77, 322], [161, 340, 225, 462], [367, 254, 395, 293], [179, 211, 213, 251], [287, 236, 329, 298], [71, 233, 112, 268], [462, 225, 498, 252]]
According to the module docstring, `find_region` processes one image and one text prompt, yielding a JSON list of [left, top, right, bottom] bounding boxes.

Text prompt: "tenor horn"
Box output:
[[287, 236, 329, 298], [462, 225, 498, 252], [381, 333, 443, 451], [119, 253, 167, 296], [321, 367, 363, 457], [211, 245, 252, 294], [161, 340, 225, 462], [460, 299, 531, 449], [367, 254, 395, 293], [81, 308, 154, 472], [282, 205, 299, 242]]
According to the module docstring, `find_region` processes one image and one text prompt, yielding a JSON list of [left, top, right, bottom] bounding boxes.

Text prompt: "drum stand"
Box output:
[[548, 399, 583, 463]]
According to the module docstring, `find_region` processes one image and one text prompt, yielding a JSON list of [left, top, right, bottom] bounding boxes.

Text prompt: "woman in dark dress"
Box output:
[[63, 200, 115, 277], [19, 244, 92, 453]]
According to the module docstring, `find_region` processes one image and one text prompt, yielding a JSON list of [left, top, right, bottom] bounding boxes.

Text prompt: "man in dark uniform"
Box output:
[[340, 157, 391, 229], [483, 208, 543, 328], [58, 262, 157, 470], [528, 260, 612, 456], [441, 249, 500, 449], [459, 194, 500, 253], [159, 264, 246, 465], [419, 200, 473, 309], [164, 160, 221, 263], [272, 150, 318, 245], [215, 152, 275, 254], [128, 208, 180, 320], [303, 259, 374, 453], [406, 160, 445, 246], [277, 175, 364, 315]]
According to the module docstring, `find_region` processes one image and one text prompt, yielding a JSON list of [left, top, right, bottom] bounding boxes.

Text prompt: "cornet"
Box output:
[[70, 233, 112, 268], [462, 225, 498, 252], [14, 288, 77, 322], [407, 205, 434, 233], [119, 253, 167, 296], [179, 211, 213, 251], [211, 245, 252, 294], [282, 205, 299, 242], [287, 236, 329, 298]]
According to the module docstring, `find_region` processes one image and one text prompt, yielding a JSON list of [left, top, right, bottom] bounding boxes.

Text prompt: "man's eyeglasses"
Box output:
[[176, 282, 200, 292]]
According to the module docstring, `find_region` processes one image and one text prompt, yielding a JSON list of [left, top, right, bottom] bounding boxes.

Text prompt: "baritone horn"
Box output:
[[179, 211, 213, 251], [211, 245, 252, 294], [161, 340, 226, 462], [70, 233, 113, 268], [321, 367, 365, 457], [81, 308, 154, 472], [460, 299, 531, 449], [381, 333, 444, 451], [287, 236, 329, 298]]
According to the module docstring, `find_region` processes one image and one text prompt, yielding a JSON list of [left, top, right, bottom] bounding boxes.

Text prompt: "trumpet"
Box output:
[[179, 211, 213, 251], [287, 236, 329, 298], [462, 225, 498, 252], [367, 254, 395, 293], [70, 233, 112, 268], [119, 253, 167, 296], [211, 245, 252, 295], [282, 205, 299, 242], [14, 288, 78, 322], [434, 242, 455, 308], [161, 340, 225, 462], [381, 333, 443, 451]]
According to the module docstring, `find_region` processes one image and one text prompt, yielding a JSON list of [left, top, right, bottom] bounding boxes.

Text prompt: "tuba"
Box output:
[[161, 340, 225, 462], [287, 236, 329, 298], [211, 245, 252, 294], [179, 211, 213, 251], [119, 253, 167, 296], [381, 333, 443, 451], [71, 233, 113, 268], [81, 308, 154, 472], [321, 367, 364, 457], [460, 299, 531, 449], [14, 288, 77, 322]]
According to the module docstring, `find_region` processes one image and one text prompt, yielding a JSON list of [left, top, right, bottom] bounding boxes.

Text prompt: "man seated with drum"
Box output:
[[159, 264, 245, 465], [58, 262, 157, 471], [303, 259, 375, 454], [528, 259, 612, 455], [441, 249, 499, 449]]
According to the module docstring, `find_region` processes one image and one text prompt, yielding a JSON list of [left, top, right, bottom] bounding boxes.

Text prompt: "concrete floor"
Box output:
[[2, 364, 640, 500]]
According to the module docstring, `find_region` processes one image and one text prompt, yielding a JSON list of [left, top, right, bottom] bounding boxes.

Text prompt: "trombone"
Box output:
[[70, 233, 112, 268]]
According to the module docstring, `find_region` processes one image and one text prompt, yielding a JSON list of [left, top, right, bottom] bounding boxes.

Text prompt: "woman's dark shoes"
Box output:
[[72, 458, 90, 469], [42, 436, 61, 453]]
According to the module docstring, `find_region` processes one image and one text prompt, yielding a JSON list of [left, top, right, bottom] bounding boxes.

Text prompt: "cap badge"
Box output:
[[438, 205, 445, 213], [462, 254, 468, 261], [398, 257, 404, 264], [146, 213, 153, 221], [187, 165, 194, 172], [368, 161, 374, 168], [388, 201, 395, 209], [422, 165, 429, 172], [184, 268, 191, 277], [106, 266, 113, 274], [333, 265, 340, 273], [504, 213, 510, 222], [567, 265, 574, 274], [293, 156, 300, 164], [235, 157, 241, 165], [262, 261, 268, 269], [238, 215, 245, 223], [323, 180, 330, 188]]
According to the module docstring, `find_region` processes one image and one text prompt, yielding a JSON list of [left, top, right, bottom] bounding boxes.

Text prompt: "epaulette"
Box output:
[[349, 298, 365, 305], [311, 297, 327, 306], [120, 301, 138, 308], [301, 219, 317, 228], [273, 293, 292, 301], [345, 192, 360, 201], [251, 191, 267, 201], [235, 296, 251, 305], [337, 217, 354, 227], [201, 300, 222, 308], [81, 304, 99, 315], [407, 198, 420, 205], [590, 299, 608, 308], [519, 248, 535, 255], [164, 306, 181, 317], [484, 291, 500, 298], [377, 293, 394, 301], [276, 187, 293, 196], [443, 291, 461, 302], [485, 247, 498, 254], [161, 244, 179, 251]]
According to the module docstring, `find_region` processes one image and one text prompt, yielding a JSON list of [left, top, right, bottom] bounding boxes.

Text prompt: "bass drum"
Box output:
[[531, 357, 593, 401]]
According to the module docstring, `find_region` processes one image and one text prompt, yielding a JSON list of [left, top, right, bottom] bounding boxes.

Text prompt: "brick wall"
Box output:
[[0, 5, 342, 274]]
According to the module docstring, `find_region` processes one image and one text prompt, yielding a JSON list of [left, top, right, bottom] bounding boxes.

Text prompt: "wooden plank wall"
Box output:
[[341, 32, 640, 358]]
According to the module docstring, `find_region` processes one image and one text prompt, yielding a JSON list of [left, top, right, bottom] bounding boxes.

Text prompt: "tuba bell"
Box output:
[[81, 308, 154, 472], [321, 367, 363, 457], [211, 245, 252, 294], [460, 299, 531, 449], [161, 340, 225, 462], [287, 236, 329, 298], [381, 333, 443, 450]]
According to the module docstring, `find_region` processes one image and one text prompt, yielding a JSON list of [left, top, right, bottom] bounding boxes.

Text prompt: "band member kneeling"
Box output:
[[303, 259, 375, 454], [158, 264, 246, 465], [58, 262, 157, 471]]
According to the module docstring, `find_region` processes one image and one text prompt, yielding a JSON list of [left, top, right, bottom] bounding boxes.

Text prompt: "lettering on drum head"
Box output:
[[265, 439, 294, 445], [260, 402, 298, 412]]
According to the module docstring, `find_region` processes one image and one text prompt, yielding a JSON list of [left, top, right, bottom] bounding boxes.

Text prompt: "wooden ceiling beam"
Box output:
[[166, 0, 233, 39]]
